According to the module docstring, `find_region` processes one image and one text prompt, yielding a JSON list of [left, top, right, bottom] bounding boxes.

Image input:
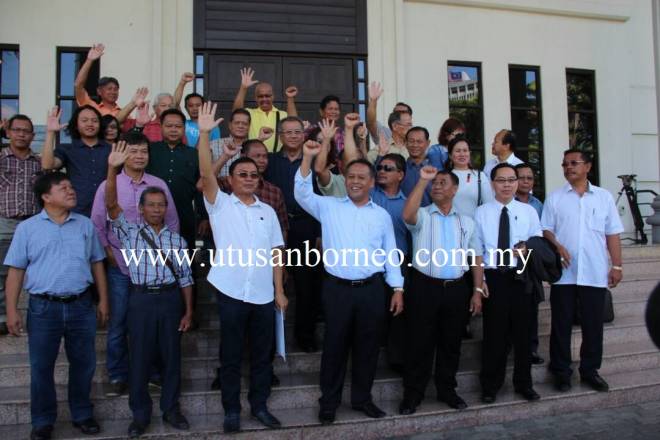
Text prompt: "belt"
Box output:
[[327, 272, 382, 287], [413, 268, 464, 287], [130, 282, 178, 294], [31, 292, 85, 303]]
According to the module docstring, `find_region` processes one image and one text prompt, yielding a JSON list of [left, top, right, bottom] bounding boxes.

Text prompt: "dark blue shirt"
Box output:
[[55, 139, 111, 216], [398, 155, 445, 208], [370, 187, 410, 256], [265, 151, 319, 217]]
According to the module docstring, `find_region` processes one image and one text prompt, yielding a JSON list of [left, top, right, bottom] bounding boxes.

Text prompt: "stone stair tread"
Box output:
[[2, 367, 660, 439]]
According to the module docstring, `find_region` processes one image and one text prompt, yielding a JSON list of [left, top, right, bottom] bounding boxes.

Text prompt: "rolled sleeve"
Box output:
[[89, 228, 106, 263], [3, 223, 29, 268], [604, 193, 624, 235], [540, 196, 556, 233], [405, 207, 427, 233]]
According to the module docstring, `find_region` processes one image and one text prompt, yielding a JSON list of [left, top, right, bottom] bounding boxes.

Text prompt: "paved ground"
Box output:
[[391, 400, 660, 440]]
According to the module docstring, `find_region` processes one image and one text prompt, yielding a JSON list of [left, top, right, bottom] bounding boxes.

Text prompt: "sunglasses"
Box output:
[[561, 160, 586, 168], [235, 172, 260, 180], [376, 165, 399, 172]]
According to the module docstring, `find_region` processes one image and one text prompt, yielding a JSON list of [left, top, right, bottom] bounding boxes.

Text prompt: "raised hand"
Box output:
[[131, 87, 149, 107], [319, 118, 337, 141], [356, 124, 368, 140], [240, 67, 259, 88], [258, 126, 274, 142], [285, 86, 298, 98], [135, 101, 154, 126], [87, 43, 105, 61], [344, 112, 361, 130], [180, 72, 194, 83], [223, 139, 241, 158], [303, 140, 322, 157], [378, 132, 390, 156], [369, 81, 384, 101], [420, 165, 438, 181], [302, 120, 311, 131], [46, 106, 67, 133], [198, 101, 223, 133], [108, 141, 129, 168]]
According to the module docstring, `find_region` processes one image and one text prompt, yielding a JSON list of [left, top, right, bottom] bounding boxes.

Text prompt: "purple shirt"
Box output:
[[90, 169, 179, 275]]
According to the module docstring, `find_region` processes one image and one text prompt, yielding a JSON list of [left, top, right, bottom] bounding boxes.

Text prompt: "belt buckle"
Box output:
[[146, 286, 161, 295], [350, 279, 363, 287]]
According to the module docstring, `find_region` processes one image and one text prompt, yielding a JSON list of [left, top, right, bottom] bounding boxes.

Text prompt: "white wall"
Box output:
[[0, 0, 194, 125]]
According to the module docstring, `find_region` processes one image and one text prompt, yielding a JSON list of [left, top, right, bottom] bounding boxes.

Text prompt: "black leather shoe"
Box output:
[[163, 409, 189, 430], [481, 393, 496, 404], [271, 372, 281, 387], [398, 398, 419, 415], [211, 375, 221, 390], [223, 412, 241, 433], [318, 408, 336, 425], [105, 380, 127, 397], [554, 377, 572, 392], [581, 374, 609, 392], [352, 402, 386, 418], [515, 387, 541, 401], [128, 421, 147, 438], [298, 341, 318, 353], [438, 391, 468, 410], [0, 322, 8, 336], [30, 425, 53, 440], [252, 409, 281, 429], [530, 352, 545, 365], [72, 418, 100, 435]]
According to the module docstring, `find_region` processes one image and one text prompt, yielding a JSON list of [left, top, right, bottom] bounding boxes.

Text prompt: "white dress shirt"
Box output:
[[205, 191, 284, 304], [541, 182, 624, 288], [474, 198, 542, 269], [451, 169, 494, 218], [294, 169, 404, 288], [483, 153, 524, 180]]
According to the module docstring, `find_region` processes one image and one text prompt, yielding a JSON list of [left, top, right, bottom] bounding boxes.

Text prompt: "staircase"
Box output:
[[0, 246, 658, 439]]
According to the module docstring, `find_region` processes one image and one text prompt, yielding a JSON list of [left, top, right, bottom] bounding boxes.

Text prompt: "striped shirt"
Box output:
[[406, 204, 481, 280], [110, 212, 193, 288], [0, 147, 41, 218]]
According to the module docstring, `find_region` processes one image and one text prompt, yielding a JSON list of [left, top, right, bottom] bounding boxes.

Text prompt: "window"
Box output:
[[194, 53, 205, 95], [447, 62, 484, 168], [509, 65, 545, 198], [566, 69, 599, 184], [356, 58, 367, 120], [0, 45, 20, 119], [56, 47, 100, 144]]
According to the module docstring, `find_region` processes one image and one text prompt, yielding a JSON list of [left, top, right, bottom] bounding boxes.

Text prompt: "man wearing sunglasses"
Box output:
[[542, 149, 623, 394]]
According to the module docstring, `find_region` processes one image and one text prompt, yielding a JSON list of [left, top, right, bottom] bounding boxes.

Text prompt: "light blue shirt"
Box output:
[[185, 120, 220, 148], [516, 194, 544, 220], [4, 209, 105, 295], [294, 169, 404, 288]]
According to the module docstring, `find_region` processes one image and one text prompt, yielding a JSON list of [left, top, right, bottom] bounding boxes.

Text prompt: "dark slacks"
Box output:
[[127, 285, 183, 424], [480, 270, 533, 394], [217, 291, 274, 413], [403, 269, 471, 402], [530, 300, 540, 354], [288, 216, 322, 347], [319, 274, 386, 410], [549, 284, 606, 380]]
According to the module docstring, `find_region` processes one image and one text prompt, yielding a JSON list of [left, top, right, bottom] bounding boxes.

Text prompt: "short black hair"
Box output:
[[67, 105, 102, 140], [160, 108, 186, 125], [406, 126, 429, 141], [229, 156, 258, 176], [320, 95, 341, 110], [184, 93, 204, 107], [387, 111, 408, 130], [394, 102, 413, 115], [242, 139, 267, 156], [491, 162, 517, 181], [121, 131, 150, 146], [100, 114, 120, 142], [278, 116, 304, 131], [139, 186, 167, 206], [563, 148, 593, 164], [500, 130, 517, 152], [444, 134, 471, 171], [345, 158, 375, 179], [437, 170, 460, 187], [380, 153, 406, 176], [7, 114, 34, 133], [514, 163, 534, 174], [230, 108, 251, 122], [33, 171, 70, 208], [98, 76, 119, 88]]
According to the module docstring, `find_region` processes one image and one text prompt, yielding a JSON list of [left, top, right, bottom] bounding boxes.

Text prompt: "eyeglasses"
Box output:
[[282, 130, 303, 136], [376, 165, 399, 172], [235, 171, 260, 180], [9, 128, 33, 135], [517, 176, 534, 181], [561, 160, 586, 168], [493, 177, 518, 184]]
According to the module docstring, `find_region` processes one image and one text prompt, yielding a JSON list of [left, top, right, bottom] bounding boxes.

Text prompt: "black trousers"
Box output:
[[480, 270, 533, 395], [549, 284, 606, 380], [127, 286, 183, 424], [217, 291, 274, 413], [530, 300, 540, 354], [319, 274, 386, 410], [288, 216, 322, 347], [403, 269, 471, 402]]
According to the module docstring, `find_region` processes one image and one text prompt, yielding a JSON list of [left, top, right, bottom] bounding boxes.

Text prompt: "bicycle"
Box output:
[[616, 174, 658, 244]]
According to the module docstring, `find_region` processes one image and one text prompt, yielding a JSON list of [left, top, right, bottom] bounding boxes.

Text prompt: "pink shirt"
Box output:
[[90, 169, 179, 275]]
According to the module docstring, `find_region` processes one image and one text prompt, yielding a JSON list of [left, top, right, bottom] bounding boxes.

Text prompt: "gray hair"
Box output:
[[153, 93, 174, 108]]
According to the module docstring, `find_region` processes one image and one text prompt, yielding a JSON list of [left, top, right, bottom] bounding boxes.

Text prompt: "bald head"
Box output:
[[255, 83, 274, 112]]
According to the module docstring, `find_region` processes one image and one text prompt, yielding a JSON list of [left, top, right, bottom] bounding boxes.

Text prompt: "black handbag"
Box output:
[[574, 289, 614, 325]]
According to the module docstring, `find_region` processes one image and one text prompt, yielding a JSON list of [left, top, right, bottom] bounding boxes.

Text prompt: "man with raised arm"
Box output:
[[295, 140, 404, 425], [366, 81, 414, 152], [232, 67, 298, 151], [197, 101, 287, 434]]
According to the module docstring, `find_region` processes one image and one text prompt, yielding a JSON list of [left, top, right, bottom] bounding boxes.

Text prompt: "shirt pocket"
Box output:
[[589, 211, 606, 233]]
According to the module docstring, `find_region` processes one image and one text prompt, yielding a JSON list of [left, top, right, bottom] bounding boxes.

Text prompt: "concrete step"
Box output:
[[1, 367, 660, 438], [622, 244, 660, 260]]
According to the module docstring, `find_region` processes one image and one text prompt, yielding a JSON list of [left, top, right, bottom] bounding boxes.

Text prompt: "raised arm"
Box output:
[[105, 141, 129, 220], [197, 101, 224, 204], [116, 87, 149, 123], [41, 107, 66, 170], [366, 81, 383, 139], [75, 44, 104, 105], [342, 113, 362, 164], [232, 67, 258, 111], [403, 166, 437, 225], [285, 86, 298, 117], [174, 72, 194, 109], [294, 140, 325, 220], [211, 139, 240, 177], [314, 119, 338, 186]]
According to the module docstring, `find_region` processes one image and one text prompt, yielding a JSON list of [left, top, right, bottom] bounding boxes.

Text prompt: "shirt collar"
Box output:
[[493, 198, 516, 209], [138, 222, 169, 237], [563, 181, 594, 194], [374, 186, 405, 200], [1, 146, 39, 160], [429, 203, 457, 217], [254, 105, 281, 115], [338, 196, 377, 208], [230, 192, 263, 207], [98, 101, 121, 112], [72, 138, 105, 149], [119, 169, 148, 185], [38, 208, 75, 223]]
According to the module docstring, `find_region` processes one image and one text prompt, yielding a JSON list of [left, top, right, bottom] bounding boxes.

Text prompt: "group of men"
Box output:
[[0, 45, 624, 440]]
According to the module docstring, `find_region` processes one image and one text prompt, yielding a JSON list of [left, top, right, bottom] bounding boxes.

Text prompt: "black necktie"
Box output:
[[498, 206, 511, 268]]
